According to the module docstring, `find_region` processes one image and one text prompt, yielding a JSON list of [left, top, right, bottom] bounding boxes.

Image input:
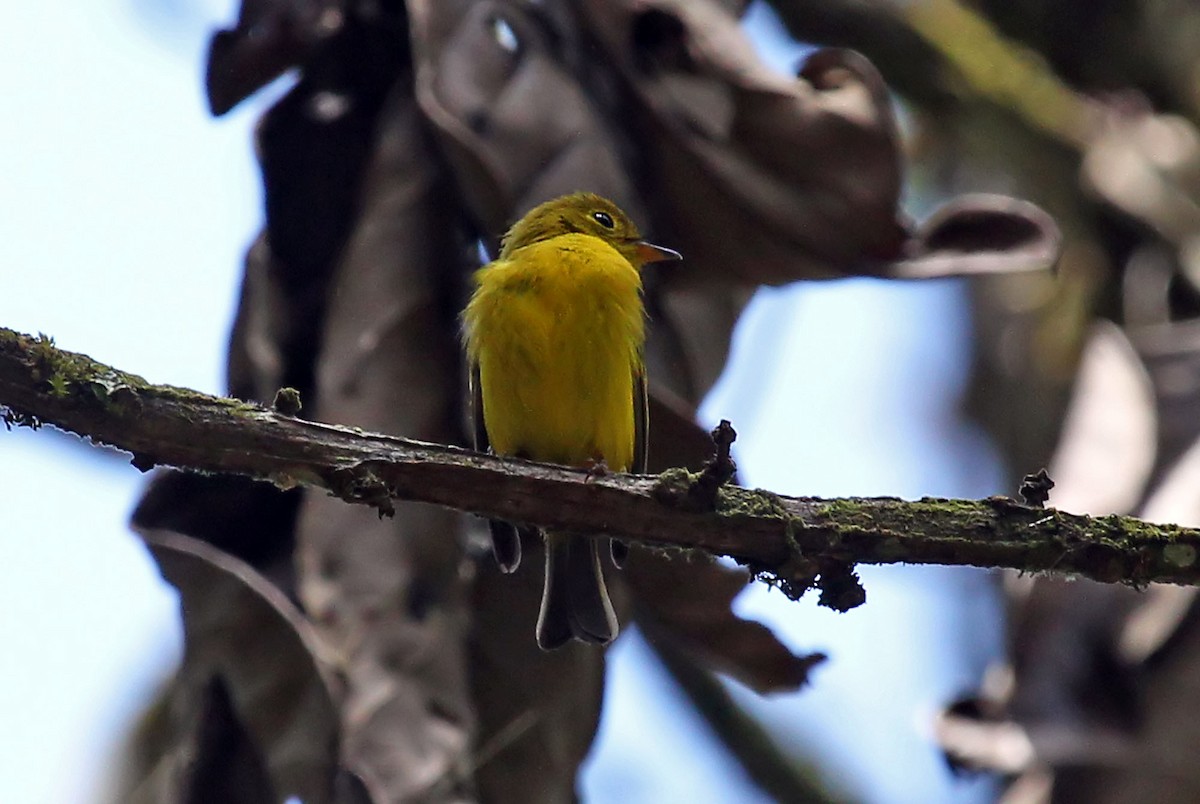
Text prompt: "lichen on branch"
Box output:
[[3, 324, 1199, 609]]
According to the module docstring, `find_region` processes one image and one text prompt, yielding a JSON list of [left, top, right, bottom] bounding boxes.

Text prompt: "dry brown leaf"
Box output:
[[468, 551, 606, 804], [1129, 316, 1200, 476], [645, 384, 727, 472], [887, 194, 1062, 279], [628, 549, 826, 694], [206, 0, 354, 115], [291, 80, 476, 802], [1083, 112, 1200, 247], [580, 0, 905, 283], [626, 392, 819, 695], [407, 0, 641, 235], [1047, 321, 1157, 516], [137, 530, 343, 804]]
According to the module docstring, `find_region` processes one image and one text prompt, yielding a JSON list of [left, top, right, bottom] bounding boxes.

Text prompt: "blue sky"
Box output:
[[0, 3, 1005, 802]]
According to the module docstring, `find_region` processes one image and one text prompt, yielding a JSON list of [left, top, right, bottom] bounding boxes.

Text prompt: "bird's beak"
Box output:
[[634, 241, 683, 264]]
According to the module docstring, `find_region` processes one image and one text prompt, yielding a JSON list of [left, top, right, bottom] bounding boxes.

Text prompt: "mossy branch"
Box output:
[[3, 325, 1200, 609]]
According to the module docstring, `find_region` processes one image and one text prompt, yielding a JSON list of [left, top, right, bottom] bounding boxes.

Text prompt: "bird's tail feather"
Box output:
[[488, 519, 522, 573], [609, 538, 629, 568], [536, 531, 618, 650]]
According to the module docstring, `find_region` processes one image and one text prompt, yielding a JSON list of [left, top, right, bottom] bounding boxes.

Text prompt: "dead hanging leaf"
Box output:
[[254, 8, 409, 292], [625, 399, 820, 696], [628, 550, 826, 694], [222, 1, 414, 411], [133, 0, 416, 587], [620, 396, 817, 693], [1129, 316, 1200, 474], [291, 78, 476, 803], [406, 0, 642, 234], [1083, 112, 1200, 247], [936, 581, 1146, 781], [333, 768, 387, 804], [644, 279, 755, 403], [645, 384, 729, 472], [1046, 321, 1157, 516], [885, 194, 1062, 278], [1009, 579, 1144, 740], [137, 530, 343, 804], [1006, 574, 1200, 804], [1073, 622, 1200, 804], [1030, 367, 1200, 802], [948, 315, 1168, 784], [132, 470, 302, 589], [1102, 429, 1200, 802], [1117, 420, 1200, 667], [469, 549, 607, 804], [580, 0, 904, 283], [113, 673, 290, 804], [1142, 436, 1200, 530], [957, 312, 1200, 799], [181, 677, 281, 803], [206, 0, 354, 115], [581, 0, 1060, 284]]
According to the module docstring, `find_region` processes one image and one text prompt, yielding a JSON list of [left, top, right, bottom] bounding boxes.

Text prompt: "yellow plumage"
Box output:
[[462, 192, 680, 650], [465, 233, 643, 471]]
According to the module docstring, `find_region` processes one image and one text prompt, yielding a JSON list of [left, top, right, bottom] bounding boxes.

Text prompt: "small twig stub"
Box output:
[[1018, 468, 1055, 508]]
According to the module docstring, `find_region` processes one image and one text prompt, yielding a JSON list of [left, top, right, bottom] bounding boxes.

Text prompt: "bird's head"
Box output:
[[498, 192, 682, 267]]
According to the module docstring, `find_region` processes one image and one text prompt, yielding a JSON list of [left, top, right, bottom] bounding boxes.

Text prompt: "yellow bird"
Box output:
[[462, 192, 681, 650]]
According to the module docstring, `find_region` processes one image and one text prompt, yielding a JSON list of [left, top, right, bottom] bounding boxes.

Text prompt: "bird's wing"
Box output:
[[470, 360, 490, 453], [633, 366, 649, 474], [471, 361, 522, 573], [611, 365, 649, 569]]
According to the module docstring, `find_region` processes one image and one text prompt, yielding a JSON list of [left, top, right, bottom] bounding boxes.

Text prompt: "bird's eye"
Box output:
[[592, 211, 615, 229]]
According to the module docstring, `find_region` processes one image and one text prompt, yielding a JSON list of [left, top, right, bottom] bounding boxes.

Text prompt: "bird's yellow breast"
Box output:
[[464, 233, 645, 471]]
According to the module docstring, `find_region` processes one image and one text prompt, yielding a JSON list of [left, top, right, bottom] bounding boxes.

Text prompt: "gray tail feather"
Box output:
[[489, 519, 534, 573], [609, 538, 629, 567], [536, 532, 618, 650], [488, 519, 521, 573]]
